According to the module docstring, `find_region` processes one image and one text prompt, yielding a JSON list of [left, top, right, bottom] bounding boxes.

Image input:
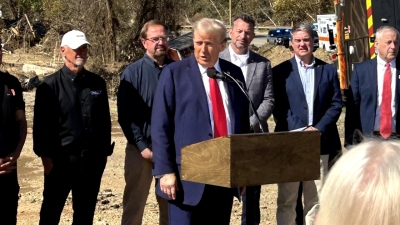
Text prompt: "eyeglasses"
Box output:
[[145, 37, 168, 43]]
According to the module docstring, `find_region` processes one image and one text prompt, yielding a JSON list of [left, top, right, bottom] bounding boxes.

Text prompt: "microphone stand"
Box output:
[[222, 71, 265, 133], [221, 71, 264, 225]]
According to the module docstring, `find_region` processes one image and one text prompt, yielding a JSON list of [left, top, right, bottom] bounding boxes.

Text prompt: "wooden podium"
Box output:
[[181, 130, 321, 188]]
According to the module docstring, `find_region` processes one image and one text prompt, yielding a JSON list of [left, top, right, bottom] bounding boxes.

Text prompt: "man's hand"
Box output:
[[0, 157, 16, 174], [141, 148, 153, 162], [160, 173, 179, 200], [41, 157, 53, 175], [305, 126, 318, 131]]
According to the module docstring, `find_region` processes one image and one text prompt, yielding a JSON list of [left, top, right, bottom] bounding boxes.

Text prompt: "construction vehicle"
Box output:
[[334, 0, 400, 92]]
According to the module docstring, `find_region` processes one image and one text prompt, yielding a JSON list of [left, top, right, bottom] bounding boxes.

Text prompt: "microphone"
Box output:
[[206, 69, 265, 133], [206, 69, 233, 82]]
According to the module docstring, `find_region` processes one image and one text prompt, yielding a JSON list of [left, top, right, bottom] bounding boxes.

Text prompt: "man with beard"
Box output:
[[33, 30, 114, 225], [118, 20, 173, 225], [219, 13, 274, 225]]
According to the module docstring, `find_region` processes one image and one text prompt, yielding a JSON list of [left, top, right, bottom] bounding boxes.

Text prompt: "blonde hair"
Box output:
[[192, 18, 227, 43], [317, 140, 400, 225]]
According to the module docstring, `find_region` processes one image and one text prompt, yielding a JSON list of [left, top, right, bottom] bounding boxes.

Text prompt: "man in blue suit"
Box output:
[[151, 18, 250, 225], [272, 22, 342, 225], [345, 26, 400, 146]]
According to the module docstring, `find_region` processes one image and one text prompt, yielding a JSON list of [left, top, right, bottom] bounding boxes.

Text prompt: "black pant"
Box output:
[[296, 183, 304, 225], [241, 185, 261, 225], [39, 154, 106, 225], [0, 169, 19, 225]]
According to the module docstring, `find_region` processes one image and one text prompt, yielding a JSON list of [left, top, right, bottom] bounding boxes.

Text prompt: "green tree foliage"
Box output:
[[272, 0, 334, 25], [1, 0, 334, 64]]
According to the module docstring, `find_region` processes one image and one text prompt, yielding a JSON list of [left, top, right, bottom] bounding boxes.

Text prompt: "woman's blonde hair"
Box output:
[[317, 139, 400, 225]]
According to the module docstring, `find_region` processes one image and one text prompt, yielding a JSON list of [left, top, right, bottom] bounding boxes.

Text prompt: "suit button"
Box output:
[[304, 106, 307, 109]]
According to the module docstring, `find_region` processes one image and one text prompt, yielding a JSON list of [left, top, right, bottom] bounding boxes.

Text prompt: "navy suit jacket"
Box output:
[[151, 55, 250, 206], [345, 58, 400, 146], [272, 57, 342, 157]]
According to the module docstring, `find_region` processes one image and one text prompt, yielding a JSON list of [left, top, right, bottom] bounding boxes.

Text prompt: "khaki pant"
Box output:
[[121, 143, 168, 225], [276, 154, 329, 225]]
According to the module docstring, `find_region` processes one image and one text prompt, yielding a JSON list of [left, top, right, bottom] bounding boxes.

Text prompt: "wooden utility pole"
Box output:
[[229, 0, 232, 26]]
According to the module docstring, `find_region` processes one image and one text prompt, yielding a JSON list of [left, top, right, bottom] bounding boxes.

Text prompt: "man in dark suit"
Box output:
[[345, 26, 400, 146], [151, 18, 250, 225], [0, 38, 27, 225], [219, 13, 274, 225], [272, 22, 342, 225]]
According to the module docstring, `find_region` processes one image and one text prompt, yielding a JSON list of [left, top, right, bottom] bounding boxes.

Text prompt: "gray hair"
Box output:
[[375, 26, 399, 42], [291, 22, 314, 41], [192, 18, 227, 43]]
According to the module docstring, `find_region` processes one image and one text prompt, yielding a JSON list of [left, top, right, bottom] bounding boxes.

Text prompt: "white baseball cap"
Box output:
[[61, 30, 91, 49]]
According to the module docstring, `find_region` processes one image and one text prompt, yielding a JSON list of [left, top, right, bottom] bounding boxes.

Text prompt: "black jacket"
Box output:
[[33, 65, 113, 157]]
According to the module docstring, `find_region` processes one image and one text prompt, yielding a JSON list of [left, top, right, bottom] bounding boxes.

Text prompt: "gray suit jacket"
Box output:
[[220, 47, 274, 132]]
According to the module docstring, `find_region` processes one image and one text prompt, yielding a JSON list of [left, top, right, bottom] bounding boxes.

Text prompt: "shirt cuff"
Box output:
[[136, 140, 150, 152]]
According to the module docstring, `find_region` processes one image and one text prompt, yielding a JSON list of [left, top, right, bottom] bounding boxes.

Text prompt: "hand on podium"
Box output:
[[305, 126, 318, 131]]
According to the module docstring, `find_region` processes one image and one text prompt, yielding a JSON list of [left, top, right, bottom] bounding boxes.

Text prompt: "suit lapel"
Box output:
[[313, 59, 323, 100], [395, 58, 400, 133], [220, 49, 231, 62], [188, 56, 211, 124], [370, 58, 378, 110], [246, 51, 256, 88], [289, 57, 307, 101]]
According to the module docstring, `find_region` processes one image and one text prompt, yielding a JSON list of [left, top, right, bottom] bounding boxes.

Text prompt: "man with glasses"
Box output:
[[118, 20, 173, 225]]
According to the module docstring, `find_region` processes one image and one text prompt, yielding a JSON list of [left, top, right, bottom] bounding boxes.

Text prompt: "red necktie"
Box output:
[[380, 63, 392, 139], [208, 68, 228, 138]]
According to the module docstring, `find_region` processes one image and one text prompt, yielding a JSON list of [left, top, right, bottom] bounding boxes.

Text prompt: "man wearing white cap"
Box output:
[[33, 30, 114, 225]]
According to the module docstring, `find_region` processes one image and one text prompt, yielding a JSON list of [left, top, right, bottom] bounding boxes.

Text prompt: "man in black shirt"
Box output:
[[0, 39, 28, 225], [33, 30, 113, 225], [118, 20, 173, 225]]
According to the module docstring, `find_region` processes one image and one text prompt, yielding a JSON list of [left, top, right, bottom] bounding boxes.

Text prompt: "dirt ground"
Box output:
[[1, 44, 344, 225]]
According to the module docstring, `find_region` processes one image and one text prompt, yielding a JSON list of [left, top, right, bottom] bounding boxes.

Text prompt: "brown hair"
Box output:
[[140, 20, 167, 39]]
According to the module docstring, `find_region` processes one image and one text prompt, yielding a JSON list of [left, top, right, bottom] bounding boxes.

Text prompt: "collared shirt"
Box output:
[[198, 60, 232, 136], [295, 55, 316, 126], [229, 44, 249, 82], [33, 65, 112, 157], [117, 54, 174, 151], [374, 56, 397, 132]]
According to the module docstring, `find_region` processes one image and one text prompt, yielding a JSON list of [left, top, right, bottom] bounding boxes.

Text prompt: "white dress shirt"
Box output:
[[295, 55, 316, 126], [374, 56, 397, 132], [228, 44, 249, 82], [198, 60, 232, 136]]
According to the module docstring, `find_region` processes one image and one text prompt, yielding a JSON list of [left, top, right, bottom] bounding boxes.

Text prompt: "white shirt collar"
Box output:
[[294, 55, 316, 68], [198, 60, 222, 76], [229, 44, 249, 63], [377, 55, 396, 67]]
